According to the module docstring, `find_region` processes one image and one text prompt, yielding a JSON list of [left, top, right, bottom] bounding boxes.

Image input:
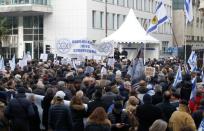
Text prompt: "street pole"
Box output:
[[105, 0, 107, 37]]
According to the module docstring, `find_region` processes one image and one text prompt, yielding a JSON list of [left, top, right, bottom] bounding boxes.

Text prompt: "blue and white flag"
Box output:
[[173, 66, 182, 88], [9, 54, 15, 71], [184, 0, 193, 24], [201, 71, 204, 83], [198, 118, 204, 131], [188, 51, 197, 71], [184, 64, 190, 74], [146, 0, 169, 33], [0, 57, 5, 71], [190, 78, 197, 100]]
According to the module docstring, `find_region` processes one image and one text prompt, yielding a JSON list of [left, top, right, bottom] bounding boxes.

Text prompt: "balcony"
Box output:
[[0, 0, 52, 15]]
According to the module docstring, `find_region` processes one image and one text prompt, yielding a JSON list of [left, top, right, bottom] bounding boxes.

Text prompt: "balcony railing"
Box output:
[[0, 0, 51, 6]]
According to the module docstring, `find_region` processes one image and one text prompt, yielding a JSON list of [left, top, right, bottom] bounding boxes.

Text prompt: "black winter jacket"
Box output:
[[48, 104, 73, 131]]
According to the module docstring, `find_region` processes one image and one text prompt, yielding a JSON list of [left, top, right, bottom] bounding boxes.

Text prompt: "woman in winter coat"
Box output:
[[41, 88, 54, 131], [85, 107, 111, 131], [70, 96, 86, 131]]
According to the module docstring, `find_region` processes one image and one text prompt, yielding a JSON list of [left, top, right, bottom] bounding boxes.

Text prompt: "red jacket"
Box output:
[[189, 95, 203, 113]]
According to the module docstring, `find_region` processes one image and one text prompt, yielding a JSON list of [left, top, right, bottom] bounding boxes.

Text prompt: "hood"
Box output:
[[137, 87, 148, 93], [71, 104, 85, 111], [87, 118, 111, 126]]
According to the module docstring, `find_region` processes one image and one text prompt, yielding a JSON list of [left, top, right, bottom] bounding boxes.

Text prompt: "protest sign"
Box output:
[[40, 53, 48, 62], [145, 67, 155, 77]]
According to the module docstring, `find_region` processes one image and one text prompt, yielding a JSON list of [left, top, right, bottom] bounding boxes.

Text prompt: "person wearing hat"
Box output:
[[168, 100, 196, 131], [136, 94, 162, 131], [48, 91, 73, 131], [5, 87, 35, 131]]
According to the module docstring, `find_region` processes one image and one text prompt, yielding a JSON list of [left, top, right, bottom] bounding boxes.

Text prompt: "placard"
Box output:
[[40, 54, 48, 62], [145, 67, 155, 77]]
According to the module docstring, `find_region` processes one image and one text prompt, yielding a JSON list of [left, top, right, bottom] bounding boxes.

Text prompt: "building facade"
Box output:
[[0, 0, 172, 59], [173, 0, 204, 47]]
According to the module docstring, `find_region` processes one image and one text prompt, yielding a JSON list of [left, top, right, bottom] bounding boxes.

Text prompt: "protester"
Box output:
[[136, 94, 162, 131], [156, 91, 176, 122], [149, 119, 167, 131], [5, 87, 35, 131], [85, 107, 111, 131], [108, 98, 130, 131], [192, 98, 204, 129], [29, 95, 41, 131], [70, 96, 86, 131], [41, 88, 55, 131], [168, 100, 196, 131], [48, 91, 73, 131]]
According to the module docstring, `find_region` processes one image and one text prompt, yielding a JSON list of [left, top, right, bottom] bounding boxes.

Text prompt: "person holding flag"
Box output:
[[146, 0, 169, 33]]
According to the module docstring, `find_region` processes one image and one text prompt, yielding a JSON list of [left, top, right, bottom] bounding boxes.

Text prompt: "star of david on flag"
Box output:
[[146, 0, 169, 33]]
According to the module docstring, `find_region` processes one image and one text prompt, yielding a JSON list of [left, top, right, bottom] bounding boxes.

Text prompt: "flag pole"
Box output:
[[184, 10, 187, 64], [144, 42, 146, 65]]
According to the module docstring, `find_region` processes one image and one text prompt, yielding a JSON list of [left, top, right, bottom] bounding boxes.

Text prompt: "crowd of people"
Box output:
[[0, 53, 203, 131]]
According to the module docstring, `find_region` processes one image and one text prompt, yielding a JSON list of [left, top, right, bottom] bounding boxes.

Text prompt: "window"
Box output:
[[173, 0, 184, 10], [107, 0, 114, 4], [127, 0, 134, 8], [117, 0, 124, 6], [100, 12, 104, 29]]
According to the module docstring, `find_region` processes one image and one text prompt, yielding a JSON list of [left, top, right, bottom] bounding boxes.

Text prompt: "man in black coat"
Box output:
[[5, 87, 35, 131], [114, 48, 121, 61], [156, 91, 176, 122], [101, 86, 116, 109], [136, 94, 162, 131], [177, 74, 192, 102], [87, 90, 107, 116]]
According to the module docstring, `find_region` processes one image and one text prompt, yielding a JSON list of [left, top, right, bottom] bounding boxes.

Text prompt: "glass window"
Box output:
[[127, 0, 134, 8], [100, 12, 104, 29], [173, 0, 184, 10], [92, 10, 96, 28], [33, 16, 39, 28], [117, 0, 124, 6], [24, 35, 33, 41], [23, 16, 33, 28], [24, 29, 33, 34]]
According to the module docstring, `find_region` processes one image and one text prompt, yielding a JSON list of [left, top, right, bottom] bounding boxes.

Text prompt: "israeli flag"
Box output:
[[9, 54, 15, 71], [188, 51, 197, 71], [190, 78, 197, 100], [184, 64, 190, 74], [202, 71, 204, 83], [147, 0, 169, 33], [184, 0, 193, 24], [198, 118, 204, 131], [173, 66, 182, 88]]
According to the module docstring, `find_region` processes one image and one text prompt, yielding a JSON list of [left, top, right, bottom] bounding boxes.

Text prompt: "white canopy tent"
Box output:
[[101, 9, 160, 43], [101, 9, 160, 60]]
